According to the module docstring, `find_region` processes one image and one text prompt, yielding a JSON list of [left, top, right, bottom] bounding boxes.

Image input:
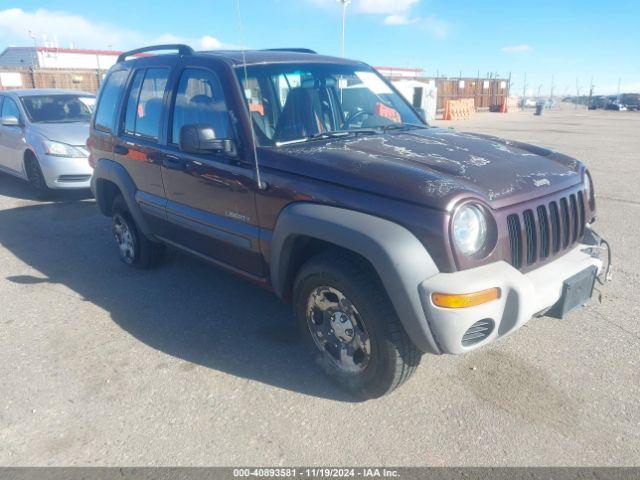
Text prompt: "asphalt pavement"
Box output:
[[0, 106, 638, 466]]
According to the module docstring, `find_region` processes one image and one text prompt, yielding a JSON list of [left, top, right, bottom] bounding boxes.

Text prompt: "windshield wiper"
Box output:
[[310, 129, 377, 140], [377, 122, 425, 132], [276, 129, 377, 147]]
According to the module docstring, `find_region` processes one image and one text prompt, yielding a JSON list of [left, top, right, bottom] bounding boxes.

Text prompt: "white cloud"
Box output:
[[357, 0, 419, 14], [0, 8, 227, 51], [307, 0, 456, 37], [501, 44, 533, 54], [309, 0, 425, 26], [199, 35, 224, 50], [423, 14, 450, 38], [383, 14, 418, 25]]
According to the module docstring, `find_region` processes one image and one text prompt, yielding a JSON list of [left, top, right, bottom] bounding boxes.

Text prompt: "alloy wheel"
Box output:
[[306, 286, 371, 374], [112, 214, 136, 264]]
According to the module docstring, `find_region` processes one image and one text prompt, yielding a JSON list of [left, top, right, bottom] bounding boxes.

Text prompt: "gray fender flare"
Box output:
[[91, 159, 154, 239], [270, 203, 441, 354]]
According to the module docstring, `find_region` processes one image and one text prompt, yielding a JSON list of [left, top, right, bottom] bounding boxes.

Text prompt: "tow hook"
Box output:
[[582, 229, 612, 284], [598, 238, 613, 284]]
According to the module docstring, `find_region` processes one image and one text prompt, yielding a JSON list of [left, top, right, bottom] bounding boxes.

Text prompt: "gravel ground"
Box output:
[[0, 106, 638, 466]]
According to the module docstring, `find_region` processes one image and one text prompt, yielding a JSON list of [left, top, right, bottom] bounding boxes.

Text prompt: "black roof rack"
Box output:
[[117, 44, 194, 63], [263, 48, 317, 54]]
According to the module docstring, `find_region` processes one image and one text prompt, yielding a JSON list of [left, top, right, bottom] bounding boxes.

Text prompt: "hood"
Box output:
[[28, 122, 90, 147], [261, 127, 584, 210]]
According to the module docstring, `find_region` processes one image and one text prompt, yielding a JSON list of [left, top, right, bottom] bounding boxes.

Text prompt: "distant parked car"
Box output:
[[605, 101, 628, 111], [588, 96, 608, 110], [620, 94, 640, 111], [0, 89, 95, 195]]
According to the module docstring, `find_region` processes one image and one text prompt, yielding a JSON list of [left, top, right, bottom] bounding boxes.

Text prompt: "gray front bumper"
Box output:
[[418, 242, 604, 354]]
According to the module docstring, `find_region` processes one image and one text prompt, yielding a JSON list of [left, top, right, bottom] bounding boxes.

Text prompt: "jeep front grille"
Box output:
[[507, 190, 587, 271]]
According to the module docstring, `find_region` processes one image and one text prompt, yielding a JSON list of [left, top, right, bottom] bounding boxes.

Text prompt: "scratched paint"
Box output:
[[267, 126, 584, 205], [469, 155, 490, 166]]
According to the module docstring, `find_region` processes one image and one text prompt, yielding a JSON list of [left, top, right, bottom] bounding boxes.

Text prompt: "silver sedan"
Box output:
[[0, 89, 95, 194]]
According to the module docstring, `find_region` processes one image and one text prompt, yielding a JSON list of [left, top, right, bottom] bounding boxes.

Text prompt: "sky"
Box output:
[[0, 0, 638, 95]]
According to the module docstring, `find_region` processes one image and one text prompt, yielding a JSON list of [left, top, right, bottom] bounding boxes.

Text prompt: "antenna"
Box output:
[[236, 0, 266, 190]]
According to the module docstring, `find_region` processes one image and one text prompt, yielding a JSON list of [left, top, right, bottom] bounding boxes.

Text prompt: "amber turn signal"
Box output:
[[431, 288, 501, 309]]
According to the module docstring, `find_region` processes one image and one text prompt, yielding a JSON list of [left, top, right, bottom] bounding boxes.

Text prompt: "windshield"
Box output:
[[236, 63, 423, 146], [21, 94, 95, 124]]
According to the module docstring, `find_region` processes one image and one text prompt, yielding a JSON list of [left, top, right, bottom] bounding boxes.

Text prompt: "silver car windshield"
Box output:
[[20, 95, 95, 124]]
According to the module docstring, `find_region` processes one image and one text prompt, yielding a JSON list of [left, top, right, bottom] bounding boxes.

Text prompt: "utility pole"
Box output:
[[575, 78, 581, 109], [588, 77, 594, 109], [337, 0, 351, 58], [28, 30, 38, 88], [549, 74, 555, 101], [616, 77, 622, 103], [96, 53, 101, 87], [521, 72, 527, 110]]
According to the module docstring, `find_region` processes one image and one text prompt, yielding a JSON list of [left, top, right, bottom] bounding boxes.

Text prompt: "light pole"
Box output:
[[337, 0, 351, 58], [28, 30, 38, 87]]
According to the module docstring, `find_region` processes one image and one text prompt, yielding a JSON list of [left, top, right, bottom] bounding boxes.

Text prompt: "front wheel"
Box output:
[[293, 251, 422, 399], [25, 153, 51, 198]]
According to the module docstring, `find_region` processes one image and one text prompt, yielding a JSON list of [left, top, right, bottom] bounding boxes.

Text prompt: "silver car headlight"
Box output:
[[453, 204, 487, 256], [42, 139, 86, 158]]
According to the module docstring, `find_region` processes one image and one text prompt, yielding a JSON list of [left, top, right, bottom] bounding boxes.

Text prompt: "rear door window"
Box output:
[[123, 68, 169, 141], [94, 69, 128, 132], [123, 70, 145, 135]]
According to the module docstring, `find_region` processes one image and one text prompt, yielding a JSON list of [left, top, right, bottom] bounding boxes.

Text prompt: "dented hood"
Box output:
[[262, 127, 584, 211]]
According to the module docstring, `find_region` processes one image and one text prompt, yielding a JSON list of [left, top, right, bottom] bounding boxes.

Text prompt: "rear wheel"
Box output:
[[25, 153, 50, 197], [111, 194, 164, 268], [293, 251, 422, 399]]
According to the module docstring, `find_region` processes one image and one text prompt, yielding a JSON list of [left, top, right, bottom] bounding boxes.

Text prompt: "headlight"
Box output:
[[453, 204, 487, 256], [42, 140, 86, 158]]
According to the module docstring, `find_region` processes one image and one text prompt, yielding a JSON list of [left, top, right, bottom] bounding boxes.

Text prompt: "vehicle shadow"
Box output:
[[0, 171, 92, 202], [0, 200, 354, 402]]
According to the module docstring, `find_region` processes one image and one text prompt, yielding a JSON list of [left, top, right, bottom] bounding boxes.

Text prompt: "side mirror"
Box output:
[[0, 115, 20, 127], [179, 124, 237, 157]]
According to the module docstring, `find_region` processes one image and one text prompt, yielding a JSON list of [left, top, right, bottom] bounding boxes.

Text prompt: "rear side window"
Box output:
[[171, 68, 233, 144], [124, 71, 145, 135], [123, 68, 169, 140], [94, 70, 128, 132]]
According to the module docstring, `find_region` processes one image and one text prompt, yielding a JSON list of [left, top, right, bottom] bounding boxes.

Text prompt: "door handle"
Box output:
[[162, 154, 184, 170], [113, 144, 129, 155]]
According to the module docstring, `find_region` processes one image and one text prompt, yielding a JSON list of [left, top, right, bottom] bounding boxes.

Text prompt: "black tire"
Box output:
[[24, 153, 51, 198], [111, 194, 164, 268], [293, 250, 422, 399]]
